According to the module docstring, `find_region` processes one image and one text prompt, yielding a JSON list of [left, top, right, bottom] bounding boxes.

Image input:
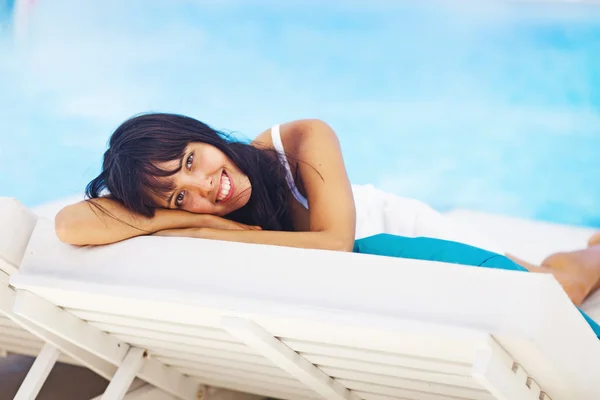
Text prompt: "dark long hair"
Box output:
[[86, 113, 294, 231]]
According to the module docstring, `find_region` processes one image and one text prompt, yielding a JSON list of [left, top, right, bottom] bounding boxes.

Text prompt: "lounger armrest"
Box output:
[[0, 197, 38, 275]]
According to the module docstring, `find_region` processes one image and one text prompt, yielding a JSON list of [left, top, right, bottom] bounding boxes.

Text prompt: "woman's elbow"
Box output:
[[340, 240, 355, 252], [329, 235, 354, 252], [54, 207, 81, 245]]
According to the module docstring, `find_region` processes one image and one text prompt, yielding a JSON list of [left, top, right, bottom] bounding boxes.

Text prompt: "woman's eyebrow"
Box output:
[[165, 153, 187, 207], [167, 190, 176, 208]]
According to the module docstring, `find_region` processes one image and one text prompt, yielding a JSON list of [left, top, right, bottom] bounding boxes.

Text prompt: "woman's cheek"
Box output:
[[189, 198, 213, 214]]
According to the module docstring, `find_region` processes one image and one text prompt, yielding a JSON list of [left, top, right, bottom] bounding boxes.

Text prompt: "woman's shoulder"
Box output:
[[251, 119, 338, 156]]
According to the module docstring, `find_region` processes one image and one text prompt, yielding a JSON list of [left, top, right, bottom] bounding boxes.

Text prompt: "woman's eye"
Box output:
[[186, 153, 194, 169], [176, 191, 185, 206]]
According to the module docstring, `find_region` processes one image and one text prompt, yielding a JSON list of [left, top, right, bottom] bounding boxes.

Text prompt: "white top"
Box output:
[[270, 125, 502, 252], [270, 124, 309, 208]]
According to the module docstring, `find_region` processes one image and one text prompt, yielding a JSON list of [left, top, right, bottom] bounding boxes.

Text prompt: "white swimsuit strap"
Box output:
[[271, 125, 309, 209]]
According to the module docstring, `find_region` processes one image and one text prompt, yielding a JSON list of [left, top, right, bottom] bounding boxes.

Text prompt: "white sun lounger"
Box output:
[[1, 197, 600, 400]]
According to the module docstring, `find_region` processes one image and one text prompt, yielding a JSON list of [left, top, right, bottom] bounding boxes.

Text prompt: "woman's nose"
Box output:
[[195, 174, 214, 196]]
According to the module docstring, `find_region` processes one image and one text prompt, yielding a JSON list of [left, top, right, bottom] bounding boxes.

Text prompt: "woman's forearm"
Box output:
[[55, 197, 211, 246], [155, 227, 355, 252]]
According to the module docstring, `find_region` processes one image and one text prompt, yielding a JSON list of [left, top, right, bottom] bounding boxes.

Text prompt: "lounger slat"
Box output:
[[259, 319, 483, 364], [156, 355, 287, 378], [190, 376, 321, 400], [340, 379, 485, 400], [322, 367, 492, 399], [180, 364, 303, 388], [114, 334, 258, 355], [351, 391, 418, 400], [286, 339, 472, 375], [71, 310, 236, 342], [180, 368, 320, 399], [147, 347, 274, 366], [90, 322, 241, 346], [306, 354, 481, 389]]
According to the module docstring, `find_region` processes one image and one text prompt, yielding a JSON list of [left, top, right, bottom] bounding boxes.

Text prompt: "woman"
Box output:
[[56, 113, 488, 250], [56, 114, 356, 250], [55, 113, 600, 308]]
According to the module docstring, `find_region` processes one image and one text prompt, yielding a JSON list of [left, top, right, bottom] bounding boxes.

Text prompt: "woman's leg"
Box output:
[[507, 232, 600, 306]]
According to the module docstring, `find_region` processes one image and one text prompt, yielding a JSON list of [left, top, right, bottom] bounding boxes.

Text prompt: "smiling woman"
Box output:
[[56, 113, 357, 251], [55, 113, 508, 252]]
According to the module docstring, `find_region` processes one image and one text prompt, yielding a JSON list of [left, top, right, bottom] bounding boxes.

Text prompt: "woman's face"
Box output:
[[154, 142, 252, 216]]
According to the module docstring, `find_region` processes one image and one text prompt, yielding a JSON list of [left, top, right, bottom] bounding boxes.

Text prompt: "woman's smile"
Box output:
[[216, 169, 234, 203]]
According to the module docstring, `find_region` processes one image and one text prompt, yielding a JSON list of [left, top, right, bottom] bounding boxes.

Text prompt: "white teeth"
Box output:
[[218, 173, 231, 201]]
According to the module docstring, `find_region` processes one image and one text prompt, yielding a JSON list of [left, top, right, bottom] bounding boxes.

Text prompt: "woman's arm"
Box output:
[[157, 119, 357, 252], [55, 197, 259, 246], [289, 119, 356, 251], [154, 228, 350, 251]]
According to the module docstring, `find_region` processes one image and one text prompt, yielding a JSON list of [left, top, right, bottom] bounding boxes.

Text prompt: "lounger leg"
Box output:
[[14, 342, 60, 400], [101, 348, 147, 400]]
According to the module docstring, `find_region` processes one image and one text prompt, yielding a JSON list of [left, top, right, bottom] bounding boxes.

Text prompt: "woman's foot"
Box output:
[[507, 233, 600, 306], [536, 245, 600, 306]]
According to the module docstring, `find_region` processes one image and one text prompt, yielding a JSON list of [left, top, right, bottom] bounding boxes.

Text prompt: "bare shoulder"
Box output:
[[251, 119, 339, 159]]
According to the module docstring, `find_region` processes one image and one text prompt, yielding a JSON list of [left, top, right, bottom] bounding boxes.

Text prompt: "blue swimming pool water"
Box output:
[[1, 0, 599, 227]]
